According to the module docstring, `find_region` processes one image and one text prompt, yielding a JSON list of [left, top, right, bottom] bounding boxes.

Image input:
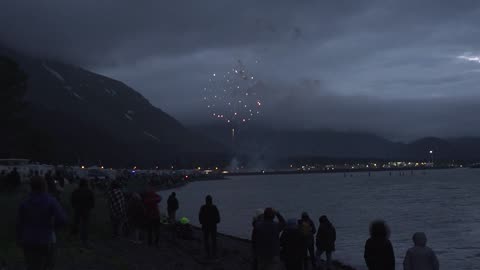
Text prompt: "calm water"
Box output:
[[158, 169, 480, 269]]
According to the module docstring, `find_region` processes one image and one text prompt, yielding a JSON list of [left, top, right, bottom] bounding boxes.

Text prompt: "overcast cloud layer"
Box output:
[[2, 0, 480, 139]]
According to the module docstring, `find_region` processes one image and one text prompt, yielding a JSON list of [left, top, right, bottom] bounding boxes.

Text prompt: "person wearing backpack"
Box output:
[[299, 212, 316, 269]]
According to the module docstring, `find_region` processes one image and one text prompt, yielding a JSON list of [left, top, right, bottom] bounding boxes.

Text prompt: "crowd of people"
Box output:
[[15, 175, 440, 270], [250, 208, 337, 270], [250, 208, 439, 270], [14, 175, 186, 270]]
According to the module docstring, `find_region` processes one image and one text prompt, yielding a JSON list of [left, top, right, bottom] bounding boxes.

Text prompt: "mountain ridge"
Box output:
[[192, 124, 480, 165], [0, 46, 228, 168]]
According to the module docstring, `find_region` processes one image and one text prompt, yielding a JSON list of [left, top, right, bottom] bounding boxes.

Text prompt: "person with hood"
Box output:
[[403, 232, 439, 270], [364, 220, 395, 270], [299, 212, 316, 269], [167, 192, 179, 223], [252, 207, 286, 270], [280, 219, 306, 270], [143, 186, 162, 246], [316, 215, 336, 270], [199, 195, 221, 258], [107, 181, 127, 237], [17, 176, 67, 270], [70, 179, 95, 248]]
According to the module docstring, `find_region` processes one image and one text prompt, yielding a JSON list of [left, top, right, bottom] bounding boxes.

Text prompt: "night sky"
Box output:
[[2, 0, 480, 139]]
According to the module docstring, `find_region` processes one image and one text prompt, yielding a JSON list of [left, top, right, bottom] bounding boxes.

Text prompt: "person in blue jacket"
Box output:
[[17, 175, 67, 270]]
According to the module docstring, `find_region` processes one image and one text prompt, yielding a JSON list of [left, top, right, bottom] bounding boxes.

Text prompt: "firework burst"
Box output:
[[204, 60, 262, 126]]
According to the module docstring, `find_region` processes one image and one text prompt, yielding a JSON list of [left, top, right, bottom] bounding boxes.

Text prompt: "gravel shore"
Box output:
[[28, 226, 355, 270]]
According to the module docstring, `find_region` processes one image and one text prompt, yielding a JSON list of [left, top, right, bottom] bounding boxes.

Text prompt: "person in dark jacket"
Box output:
[[70, 179, 95, 247], [127, 192, 146, 244], [316, 215, 336, 270], [167, 192, 179, 223], [280, 219, 306, 270], [17, 176, 67, 270], [252, 208, 286, 270], [143, 187, 162, 246], [199, 195, 220, 258], [299, 212, 316, 269], [364, 220, 395, 270]]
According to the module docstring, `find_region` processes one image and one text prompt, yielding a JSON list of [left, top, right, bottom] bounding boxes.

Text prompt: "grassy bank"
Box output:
[[0, 182, 255, 270], [1, 183, 355, 270]]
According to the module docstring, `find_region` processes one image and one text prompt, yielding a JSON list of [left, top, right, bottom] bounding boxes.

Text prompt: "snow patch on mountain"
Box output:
[[42, 62, 65, 82], [63, 86, 84, 101], [143, 131, 160, 142], [72, 92, 84, 100], [104, 88, 117, 96], [124, 110, 135, 120]]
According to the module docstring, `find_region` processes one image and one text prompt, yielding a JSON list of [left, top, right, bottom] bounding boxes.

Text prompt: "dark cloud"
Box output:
[[2, 0, 480, 139], [0, 0, 368, 66], [256, 81, 480, 140]]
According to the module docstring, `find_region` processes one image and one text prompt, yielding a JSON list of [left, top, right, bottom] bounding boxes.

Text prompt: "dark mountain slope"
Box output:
[[0, 47, 227, 168]]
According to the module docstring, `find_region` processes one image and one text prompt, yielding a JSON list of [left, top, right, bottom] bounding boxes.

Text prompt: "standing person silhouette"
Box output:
[[299, 212, 316, 269], [252, 208, 286, 270], [143, 185, 162, 246], [280, 219, 306, 270], [71, 179, 95, 248], [199, 195, 220, 258], [403, 232, 439, 270], [17, 176, 67, 270], [364, 220, 395, 270], [316, 215, 336, 270], [167, 192, 179, 223]]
